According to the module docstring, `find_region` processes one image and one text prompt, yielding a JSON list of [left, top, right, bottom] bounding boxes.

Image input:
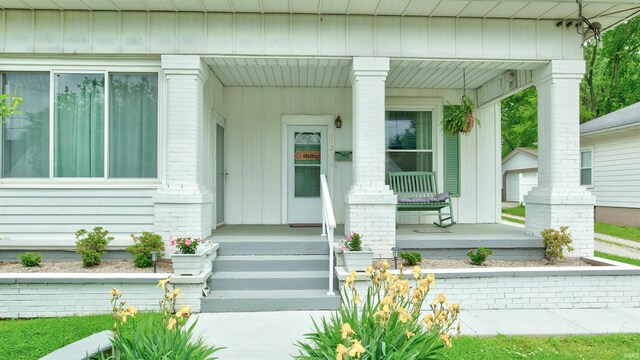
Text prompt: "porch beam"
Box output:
[[524, 60, 596, 257]]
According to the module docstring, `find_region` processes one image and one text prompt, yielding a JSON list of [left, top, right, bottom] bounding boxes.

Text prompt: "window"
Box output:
[[1, 71, 158, 179], [1, 72, 50, 178], [385, 111, 433, 174], [580, 149, 593, 186]]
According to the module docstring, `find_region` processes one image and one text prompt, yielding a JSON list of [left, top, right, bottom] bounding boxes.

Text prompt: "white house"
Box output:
[[501, 147, 538, 203], [580, 101, 640, 227], [1, 1, 637, 260]]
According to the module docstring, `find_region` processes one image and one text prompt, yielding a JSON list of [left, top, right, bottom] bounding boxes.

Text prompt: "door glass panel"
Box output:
[[293, 132, 321, 197]]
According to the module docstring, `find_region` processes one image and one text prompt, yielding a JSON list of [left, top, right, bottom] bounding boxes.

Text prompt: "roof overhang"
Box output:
[[580, 121, 640, 138], [1, 1, 639, 31]]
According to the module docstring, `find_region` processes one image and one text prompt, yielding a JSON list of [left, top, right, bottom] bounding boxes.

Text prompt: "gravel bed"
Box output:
[[375, 257, 593, 269], [0, 260, 173, 273]]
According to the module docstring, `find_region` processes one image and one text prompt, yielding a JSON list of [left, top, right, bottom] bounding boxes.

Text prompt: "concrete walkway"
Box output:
[[189, 308, 640, 360]]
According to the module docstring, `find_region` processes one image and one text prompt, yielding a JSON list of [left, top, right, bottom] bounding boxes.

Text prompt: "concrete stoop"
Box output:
[[202, 238, 340, 312]]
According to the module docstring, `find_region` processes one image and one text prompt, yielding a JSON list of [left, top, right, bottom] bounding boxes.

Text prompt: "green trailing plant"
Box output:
[[466, 248, 493, 266], [18, 252, 43, 267], [442, 95, 480, 135], [400, 252, 422, 266], [296, 262, 460, 359], [75, 227, 114, 267], [541, 226, 574, 262], [126, 232, 165, 268]]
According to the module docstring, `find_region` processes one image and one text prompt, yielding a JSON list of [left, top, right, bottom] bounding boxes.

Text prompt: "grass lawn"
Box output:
[[0, 312, 160, 360], [447, 333, 640, 360], [595, 222, 640, 243], [502, 205, 526, 218], [595, 250, 640, 267], [502, 216, 525, 225]]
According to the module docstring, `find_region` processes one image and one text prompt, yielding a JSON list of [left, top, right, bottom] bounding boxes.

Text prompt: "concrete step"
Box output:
[[397, 238, 545, 260], [201, 289, 341, 312], [216, 239, 329, 256], [208, 271, 330, 291], [213, 255, 329, 272]]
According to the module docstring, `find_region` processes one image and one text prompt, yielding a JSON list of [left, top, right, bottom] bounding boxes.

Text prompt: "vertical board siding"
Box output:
[[224, 87, 499, 225], [0, 189, 155, 241], [0, 10, 580, 60], [582, 129, 640, 208]]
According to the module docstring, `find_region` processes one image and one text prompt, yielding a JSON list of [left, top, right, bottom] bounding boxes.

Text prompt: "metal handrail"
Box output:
[[320, 174, 336, 296]]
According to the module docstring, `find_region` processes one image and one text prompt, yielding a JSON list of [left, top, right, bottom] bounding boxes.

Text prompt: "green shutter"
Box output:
[[443, 129, 460, 197]]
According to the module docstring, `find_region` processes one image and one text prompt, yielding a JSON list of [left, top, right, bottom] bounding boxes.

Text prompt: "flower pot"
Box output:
[[171, 246, 213, 276], [343, 247, 374, 272]]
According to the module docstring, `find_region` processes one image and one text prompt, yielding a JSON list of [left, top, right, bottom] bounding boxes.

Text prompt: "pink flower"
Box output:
[[340, 244, 347, 251], [170, 239, 175, 246], [185, 239, 192, 246], [349, 231, 355, 240]]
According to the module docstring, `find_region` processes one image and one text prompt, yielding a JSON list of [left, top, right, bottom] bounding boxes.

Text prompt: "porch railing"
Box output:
[[320, 174, 336, 296]]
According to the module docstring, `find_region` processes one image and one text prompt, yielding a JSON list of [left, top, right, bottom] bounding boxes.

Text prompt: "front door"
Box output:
[[287, 125, 328, 224]]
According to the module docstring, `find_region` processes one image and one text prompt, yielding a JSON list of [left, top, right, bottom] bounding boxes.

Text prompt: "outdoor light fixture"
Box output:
[[335, 115, 342, 129], [151, 250, 158, 273], [391, 246, 399, 269]]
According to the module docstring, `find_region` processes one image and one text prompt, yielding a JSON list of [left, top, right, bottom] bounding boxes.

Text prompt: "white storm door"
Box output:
[[287, 125, 328, 224]]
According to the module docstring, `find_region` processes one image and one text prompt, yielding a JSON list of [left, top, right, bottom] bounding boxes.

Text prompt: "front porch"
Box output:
[[211, 223, 542, 260]]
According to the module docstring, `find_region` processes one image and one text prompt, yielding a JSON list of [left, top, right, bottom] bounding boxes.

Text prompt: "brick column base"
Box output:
[[153, 189, 213, 247], [345, 186, 397, 258], [525, 188, 596, 258]]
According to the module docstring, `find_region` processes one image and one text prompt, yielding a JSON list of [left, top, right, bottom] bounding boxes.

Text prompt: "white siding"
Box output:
[[502, 152, 538, 173], [224, 87, 501, 225], [0, 188, 155, 245], [0, 10, 582, 60], [582, 128, 640, 209]]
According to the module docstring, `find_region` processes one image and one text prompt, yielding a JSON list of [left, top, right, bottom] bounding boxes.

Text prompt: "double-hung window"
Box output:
[[1, 71, 158, 180], [385, 111, 434, 174], [580, 148, 593, 187]]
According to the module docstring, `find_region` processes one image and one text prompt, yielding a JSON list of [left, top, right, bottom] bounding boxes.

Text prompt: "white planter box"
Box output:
[[343, 247, 374, 272], [171, 246, 215, 276], [334, 245, 345, 267]]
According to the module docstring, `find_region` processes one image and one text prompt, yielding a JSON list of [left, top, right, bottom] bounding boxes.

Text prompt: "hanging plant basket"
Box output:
[[442, 95, 480, 136]]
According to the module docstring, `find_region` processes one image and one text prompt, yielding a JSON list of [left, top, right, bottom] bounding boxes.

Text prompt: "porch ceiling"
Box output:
[[204, 57, 543, 89], [2, 1, 638, 32]]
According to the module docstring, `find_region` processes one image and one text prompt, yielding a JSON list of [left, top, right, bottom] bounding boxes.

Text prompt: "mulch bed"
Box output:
[[375, 257, 593, 270], [0, 260, 173, 273]]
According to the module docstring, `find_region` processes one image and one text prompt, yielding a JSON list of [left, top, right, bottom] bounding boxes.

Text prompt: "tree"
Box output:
[[0, 92, 23, 123], [501, 16, 640, 155], [500, 87, 538, 157]]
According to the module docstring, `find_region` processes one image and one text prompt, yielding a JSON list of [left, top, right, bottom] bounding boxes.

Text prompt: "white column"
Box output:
[[345, 57, 397, 258], [154, 55, 212, 244], [524, 60, 596, 257]]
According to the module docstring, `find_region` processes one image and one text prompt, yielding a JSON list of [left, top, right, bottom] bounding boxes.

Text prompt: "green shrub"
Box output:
[[400, 251, 422, 266], [296, 262, 460, 359], [341, 231, 363, 251], [126, 232, 165, 268], [541, 226, 574, 262], [466, 248, 493, 266], [18, 252, 42, 267], [75, 227, 114, 267]]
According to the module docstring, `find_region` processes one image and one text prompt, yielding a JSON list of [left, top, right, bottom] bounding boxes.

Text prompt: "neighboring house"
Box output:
[[580, 102, 640, 227], [0, 1, 637, 259], [501, 148, 538, 203]]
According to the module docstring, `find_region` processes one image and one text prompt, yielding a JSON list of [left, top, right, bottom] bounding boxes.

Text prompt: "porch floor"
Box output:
[[211, 223, 542, 254]]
